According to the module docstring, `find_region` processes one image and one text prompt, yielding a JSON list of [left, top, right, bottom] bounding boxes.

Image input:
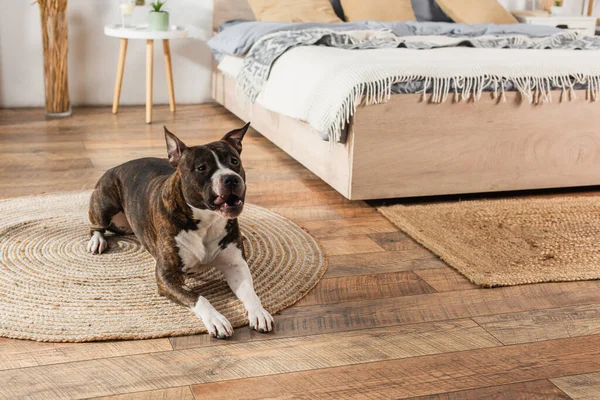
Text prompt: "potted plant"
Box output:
[[551, 0, 565, 15], [148, 1, 169, 31]]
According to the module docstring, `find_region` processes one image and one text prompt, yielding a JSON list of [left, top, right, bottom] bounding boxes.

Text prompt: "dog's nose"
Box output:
[[223, 175, 240, 187]]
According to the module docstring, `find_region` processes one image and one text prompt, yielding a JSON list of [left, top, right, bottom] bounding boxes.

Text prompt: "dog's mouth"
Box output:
[[214, 193, 243, 207], [213, 193, 244, 216]]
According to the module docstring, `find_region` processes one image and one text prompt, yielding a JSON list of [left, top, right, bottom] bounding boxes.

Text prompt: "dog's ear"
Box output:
[[221, 122, 250, 154], [164, 126, 187, 168]]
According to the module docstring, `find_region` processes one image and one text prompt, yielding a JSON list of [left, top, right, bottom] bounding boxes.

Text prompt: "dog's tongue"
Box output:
[[214, 195, 226, 206]]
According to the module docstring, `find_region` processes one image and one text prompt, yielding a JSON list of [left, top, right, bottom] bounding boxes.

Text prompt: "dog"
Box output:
[[87, 123, 273, 338]]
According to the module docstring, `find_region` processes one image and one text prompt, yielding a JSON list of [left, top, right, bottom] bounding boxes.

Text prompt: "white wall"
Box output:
[[0, 0, 212, 107]]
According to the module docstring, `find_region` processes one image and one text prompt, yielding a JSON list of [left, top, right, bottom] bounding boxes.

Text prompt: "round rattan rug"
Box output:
[[0, 191, 327, 342]]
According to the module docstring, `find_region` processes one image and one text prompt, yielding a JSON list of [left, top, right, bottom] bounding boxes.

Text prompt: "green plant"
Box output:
[[149, 1, 166, 12], [554, 0, 562, 6]]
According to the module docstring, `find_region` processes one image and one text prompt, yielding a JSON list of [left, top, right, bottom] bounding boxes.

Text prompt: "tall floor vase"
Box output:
[[38, 0, 71, 117]]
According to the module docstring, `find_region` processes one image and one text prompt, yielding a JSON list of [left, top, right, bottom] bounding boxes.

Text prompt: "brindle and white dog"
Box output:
[[87, 123, 273, 338]]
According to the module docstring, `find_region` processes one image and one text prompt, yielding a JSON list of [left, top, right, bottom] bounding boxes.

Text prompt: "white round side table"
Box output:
[[104, 25, 189, 124]]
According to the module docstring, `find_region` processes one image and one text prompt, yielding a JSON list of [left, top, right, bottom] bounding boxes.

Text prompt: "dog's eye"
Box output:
[[196, 165, 207, 172], [231, 157, 239, 165]]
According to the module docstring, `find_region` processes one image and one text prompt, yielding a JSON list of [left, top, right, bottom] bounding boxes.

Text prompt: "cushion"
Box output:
[[340, 0, 416, 21], [435, 0, 518, 24], [247, 0, 342, 22], [411, 0, 452, 22]]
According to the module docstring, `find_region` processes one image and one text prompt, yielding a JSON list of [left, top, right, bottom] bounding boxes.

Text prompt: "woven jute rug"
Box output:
[[0, 191, 327, 342], [379, 196, 600, 287]]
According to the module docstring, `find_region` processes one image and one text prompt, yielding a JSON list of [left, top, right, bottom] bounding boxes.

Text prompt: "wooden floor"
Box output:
[[1, 105, 600, 400]]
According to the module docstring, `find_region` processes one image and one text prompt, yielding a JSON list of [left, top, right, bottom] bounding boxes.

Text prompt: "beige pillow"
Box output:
[[435, 0, 518, 24], [247, 0, 342, 23], [341, 0, 416, 22]]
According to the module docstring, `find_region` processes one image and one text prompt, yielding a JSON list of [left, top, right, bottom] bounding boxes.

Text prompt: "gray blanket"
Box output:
[[209, 21, 598, 99], [208, 20, 564, 62]]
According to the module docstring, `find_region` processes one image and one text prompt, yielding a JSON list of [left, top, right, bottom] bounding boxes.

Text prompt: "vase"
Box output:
[[551, 5, 565, 15], [148, 11, 169, 31], [39, 1, 71, 117]]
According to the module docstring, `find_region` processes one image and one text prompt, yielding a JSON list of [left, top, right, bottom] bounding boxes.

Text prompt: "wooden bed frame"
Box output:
[[212, 0, 600, 200]]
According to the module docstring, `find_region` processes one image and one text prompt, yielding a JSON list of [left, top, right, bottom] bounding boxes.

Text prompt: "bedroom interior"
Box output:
[[1, 0, 600, 398]]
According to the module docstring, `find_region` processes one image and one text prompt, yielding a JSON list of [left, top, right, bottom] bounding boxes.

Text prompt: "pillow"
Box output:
[[411, 0, 452, 22], [435, 0, 518, 24], [340, 0, 416, 21], [247, 0, 342, 22]]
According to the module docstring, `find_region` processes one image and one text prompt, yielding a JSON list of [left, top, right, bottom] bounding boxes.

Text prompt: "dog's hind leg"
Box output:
[[88, 172, 122, 255]]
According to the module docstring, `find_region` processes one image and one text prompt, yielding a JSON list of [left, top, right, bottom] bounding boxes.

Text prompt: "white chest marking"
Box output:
[[174, 206, 229, 272]]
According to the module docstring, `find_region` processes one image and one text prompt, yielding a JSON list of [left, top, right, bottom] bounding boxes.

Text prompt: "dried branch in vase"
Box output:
[[36, 0, 71, 116]]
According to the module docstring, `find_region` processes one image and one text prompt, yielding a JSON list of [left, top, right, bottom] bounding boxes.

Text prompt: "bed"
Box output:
[[211, 0, 600, 200]]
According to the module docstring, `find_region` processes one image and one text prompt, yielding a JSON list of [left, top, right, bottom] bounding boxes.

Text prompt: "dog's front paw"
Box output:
[[87, 232, 107, 255], [202, 311, 234, 339], [247, 306, 274, 333]]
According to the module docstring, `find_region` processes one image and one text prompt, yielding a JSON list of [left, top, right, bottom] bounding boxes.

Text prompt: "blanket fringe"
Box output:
[[327, 74, 600, 143]]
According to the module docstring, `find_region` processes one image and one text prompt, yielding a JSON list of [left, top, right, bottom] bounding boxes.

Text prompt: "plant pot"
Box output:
[[551, 5, 565, 15], [148, 11, 169, 31]]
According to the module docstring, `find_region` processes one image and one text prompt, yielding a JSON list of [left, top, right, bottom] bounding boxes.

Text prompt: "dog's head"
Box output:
[[164, 123, 250, 219]]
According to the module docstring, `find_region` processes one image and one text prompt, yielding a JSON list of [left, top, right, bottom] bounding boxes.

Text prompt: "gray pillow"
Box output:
[[411, 0, 452, 22]]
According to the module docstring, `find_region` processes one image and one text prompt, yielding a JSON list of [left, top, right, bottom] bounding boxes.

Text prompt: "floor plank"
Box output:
[[0, 158, 93, 173], [293, 271, 436, 307], [190, 334, 600, 399], [474, 304, 600, 345], [415, 268, 479, 292], [325, 250, 444, 278], [0, 141, 85, 153], [406, 380, 570, 400], [552, 372, 600, 400], [318, 235, 385, 256], [268, 205, 344, 222], [170, 280, 600, 351], [300, 216, 399, 238], [0, 320, 500, 400], [269, 281, 600, 340], [0, 338, 172, 371], [248, 190, 352, 208], [92, 386, 195, 400], [246, 179, 330, 195], [368, 231, 423, 251], [335, 201, 382, 218]]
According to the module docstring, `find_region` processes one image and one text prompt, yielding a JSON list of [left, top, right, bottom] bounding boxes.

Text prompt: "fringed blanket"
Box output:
[[236, 29, 600, 142]]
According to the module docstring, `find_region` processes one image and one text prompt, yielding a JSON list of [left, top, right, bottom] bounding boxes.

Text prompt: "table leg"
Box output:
[[112, 38, 128, 114], [163, 39, 175, 112], [146, 39, 154, 124]]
